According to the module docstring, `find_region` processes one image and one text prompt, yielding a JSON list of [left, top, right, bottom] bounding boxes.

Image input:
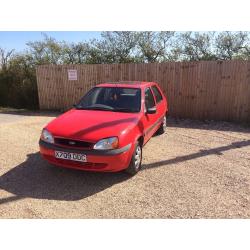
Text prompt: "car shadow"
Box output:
[[166, 117, 250, 133], [0, 153, 130, 204], [142, 139, 250, 171], [1, 139, 249, 205]]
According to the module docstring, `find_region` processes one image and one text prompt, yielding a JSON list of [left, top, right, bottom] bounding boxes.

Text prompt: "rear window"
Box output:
[[151, 85, 163, 103]]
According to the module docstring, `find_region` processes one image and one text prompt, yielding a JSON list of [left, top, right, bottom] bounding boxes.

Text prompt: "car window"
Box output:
[[151, 85, 163, 103], [145, 88, 155, 109], [76, 87, 141, 113]]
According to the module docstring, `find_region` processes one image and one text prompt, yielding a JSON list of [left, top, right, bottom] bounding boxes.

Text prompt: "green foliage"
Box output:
[[0, 31, 250, 109], [26, 33, 63, 65], [0, 53, 38, 109], [62, 42, 90, 64], [215, 31, 250, 60], [89, 32, 139, 63], [137, 31, 175, 62], [177, 32, 217, 61]]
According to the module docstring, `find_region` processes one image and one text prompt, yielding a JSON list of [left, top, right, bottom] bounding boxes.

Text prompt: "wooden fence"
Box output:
[[36, 61, 250, 122]]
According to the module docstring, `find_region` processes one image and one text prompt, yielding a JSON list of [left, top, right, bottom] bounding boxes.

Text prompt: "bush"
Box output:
[[0, 65, 38, 109]]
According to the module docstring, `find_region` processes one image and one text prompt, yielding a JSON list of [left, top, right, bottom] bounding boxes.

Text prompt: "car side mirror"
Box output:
[[146, 106, 157, 114]]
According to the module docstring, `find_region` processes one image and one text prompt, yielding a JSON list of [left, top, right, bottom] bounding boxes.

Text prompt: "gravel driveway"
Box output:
[[0, 113, 250, 218], [0, 113, 26, 124]]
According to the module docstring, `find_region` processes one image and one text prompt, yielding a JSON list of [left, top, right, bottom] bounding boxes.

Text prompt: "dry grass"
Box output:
[[0, 113, 250, 218]]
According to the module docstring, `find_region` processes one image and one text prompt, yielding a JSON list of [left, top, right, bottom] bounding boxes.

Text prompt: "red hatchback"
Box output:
[[39, 81, 168, 175]]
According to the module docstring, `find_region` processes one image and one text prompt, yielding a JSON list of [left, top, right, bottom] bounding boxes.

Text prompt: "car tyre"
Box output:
[[156, 114, 167, 135], [125, 141, 142, 175]]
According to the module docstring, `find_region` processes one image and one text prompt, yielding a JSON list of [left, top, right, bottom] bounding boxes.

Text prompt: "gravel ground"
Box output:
[[0, 113, 26, 124], [0, 113, 250, 218]]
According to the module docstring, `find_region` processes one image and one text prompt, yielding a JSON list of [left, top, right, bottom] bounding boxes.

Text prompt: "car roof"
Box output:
[[96, 81, 158, 89]]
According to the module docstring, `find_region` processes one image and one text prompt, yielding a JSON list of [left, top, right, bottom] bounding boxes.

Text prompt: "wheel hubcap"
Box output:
[[134, 146, 141, 169]]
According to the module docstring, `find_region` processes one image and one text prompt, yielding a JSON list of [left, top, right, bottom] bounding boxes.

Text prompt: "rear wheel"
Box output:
[[125, 141, 142, 175], [156, 115, 167, 135]]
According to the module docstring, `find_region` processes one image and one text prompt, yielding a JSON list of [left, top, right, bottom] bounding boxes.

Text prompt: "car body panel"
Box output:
[[46, 109, 140, 145], [39, 81, 168, 172]]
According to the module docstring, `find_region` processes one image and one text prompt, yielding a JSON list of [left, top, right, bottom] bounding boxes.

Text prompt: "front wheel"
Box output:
[[156, 115, 167, 135], [125, 141, 142, 175]]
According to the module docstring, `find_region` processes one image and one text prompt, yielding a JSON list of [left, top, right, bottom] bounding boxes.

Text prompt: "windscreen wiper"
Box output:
[[113, 108, 137, 113], [75, 106, 114, 111]]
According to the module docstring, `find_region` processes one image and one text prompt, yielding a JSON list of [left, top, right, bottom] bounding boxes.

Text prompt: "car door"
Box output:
[[142, 87, 158, 142]]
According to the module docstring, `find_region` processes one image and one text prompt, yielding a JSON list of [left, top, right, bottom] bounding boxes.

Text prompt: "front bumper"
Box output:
[[39, 139, 133, 172]]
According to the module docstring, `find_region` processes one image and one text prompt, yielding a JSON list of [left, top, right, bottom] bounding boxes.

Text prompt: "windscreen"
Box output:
[[76, 87, 141, 113]]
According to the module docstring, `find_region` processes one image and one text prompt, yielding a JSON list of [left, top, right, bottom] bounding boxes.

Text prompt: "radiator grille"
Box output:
[[54, 137, 93, 149]]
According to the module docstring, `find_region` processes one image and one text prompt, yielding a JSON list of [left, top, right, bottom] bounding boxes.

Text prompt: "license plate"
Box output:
[[55, 151, 87, 162]]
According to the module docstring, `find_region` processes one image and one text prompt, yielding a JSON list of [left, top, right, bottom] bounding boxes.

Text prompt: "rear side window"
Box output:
[[145, 88, 155, 109], [151, 85, 163, 103]]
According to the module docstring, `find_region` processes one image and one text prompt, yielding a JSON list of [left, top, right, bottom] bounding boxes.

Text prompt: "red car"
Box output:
[[39, 81, 168, 175]]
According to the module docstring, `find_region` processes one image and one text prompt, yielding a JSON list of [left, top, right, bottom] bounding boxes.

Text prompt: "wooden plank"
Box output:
[[36, 61, 250, 122]]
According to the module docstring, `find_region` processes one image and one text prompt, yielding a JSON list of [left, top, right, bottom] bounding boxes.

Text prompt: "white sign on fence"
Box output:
[[68, 69, 77, 81]]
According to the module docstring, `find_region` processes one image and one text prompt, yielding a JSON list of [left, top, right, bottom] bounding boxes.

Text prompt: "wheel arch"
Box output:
[[135, 134, 144, 147]]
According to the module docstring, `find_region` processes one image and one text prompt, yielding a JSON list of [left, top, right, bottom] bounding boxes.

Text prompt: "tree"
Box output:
[[87, 32, 139, 64], [177, 32, 216, 61], [0, 52, 38, 109], [137, 31, 174, 62], [62, 42, 90, 64], [0, 48, 14, 70], [214, 31, 250, 60], [26, 33, 63, 65]]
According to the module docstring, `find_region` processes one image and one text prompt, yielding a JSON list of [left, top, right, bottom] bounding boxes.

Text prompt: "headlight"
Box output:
[[93, 137, 119, 150], [41, 129, 54, 144]]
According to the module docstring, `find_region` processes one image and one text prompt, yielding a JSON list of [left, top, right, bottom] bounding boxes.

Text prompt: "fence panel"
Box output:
[[36, 61, 250, 122]]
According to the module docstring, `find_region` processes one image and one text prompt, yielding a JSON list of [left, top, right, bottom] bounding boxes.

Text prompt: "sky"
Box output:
[[0, 31, 101, 52]]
